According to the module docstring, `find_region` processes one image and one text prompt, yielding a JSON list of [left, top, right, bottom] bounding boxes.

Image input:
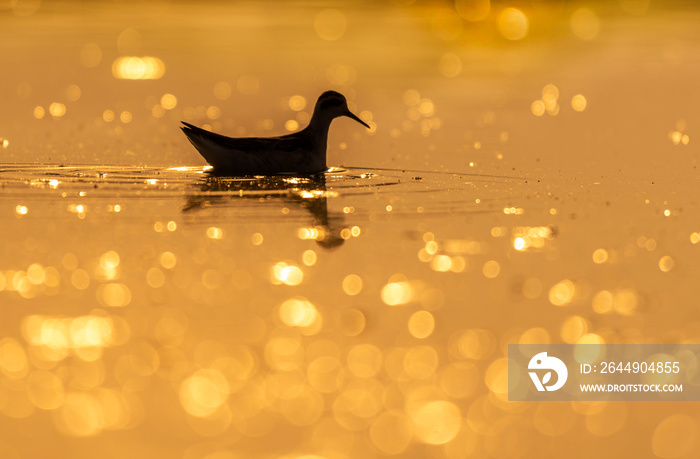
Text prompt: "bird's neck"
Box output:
[[309, 109, 333, 131], [307, 111, 333, 150]]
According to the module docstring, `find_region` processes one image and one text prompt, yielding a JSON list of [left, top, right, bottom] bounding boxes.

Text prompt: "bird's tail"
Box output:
[[180, 121, 208, 147], [180, 121, 228, 168]]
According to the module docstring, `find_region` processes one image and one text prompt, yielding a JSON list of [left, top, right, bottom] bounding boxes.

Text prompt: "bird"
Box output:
[[181, 90, 370, 176]]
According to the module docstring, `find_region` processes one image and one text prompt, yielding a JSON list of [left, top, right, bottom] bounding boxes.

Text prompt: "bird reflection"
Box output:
[[182, 173, 345, 249]]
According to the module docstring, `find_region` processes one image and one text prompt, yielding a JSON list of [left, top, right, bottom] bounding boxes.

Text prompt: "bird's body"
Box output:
[[181, 91, 369, 176]]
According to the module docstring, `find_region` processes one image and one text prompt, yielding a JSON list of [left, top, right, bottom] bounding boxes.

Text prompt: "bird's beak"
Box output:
[[345, 110, 371, 129]]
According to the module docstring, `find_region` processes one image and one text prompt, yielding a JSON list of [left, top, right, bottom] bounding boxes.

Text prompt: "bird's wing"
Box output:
[[181, 122, 305, 152], [180, 122, 314, 174]]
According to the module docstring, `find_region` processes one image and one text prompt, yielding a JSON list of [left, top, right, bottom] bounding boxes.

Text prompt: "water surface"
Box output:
[[2, 2, 700, 458]]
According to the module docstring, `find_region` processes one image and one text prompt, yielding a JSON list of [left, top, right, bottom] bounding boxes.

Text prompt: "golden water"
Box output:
[[2, 1, 700, 458]]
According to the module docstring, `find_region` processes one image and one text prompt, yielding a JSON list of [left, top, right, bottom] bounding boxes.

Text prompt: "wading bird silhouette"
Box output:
[[181, 91, 370, 176]]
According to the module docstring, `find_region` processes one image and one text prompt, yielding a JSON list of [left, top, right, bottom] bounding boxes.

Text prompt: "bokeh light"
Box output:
[[1, 2, 698, 457], [572, 94, 588, 111], [112, 56, 165, 80], [497, 8, 529, 40], [409, 400, 462, 444], [408, 311, 435, 339], [571, 8, 601, 40], [314, 9, 347, 41]]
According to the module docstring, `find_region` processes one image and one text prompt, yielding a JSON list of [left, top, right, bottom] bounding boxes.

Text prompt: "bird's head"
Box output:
[[315, 90, 370, 129]]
